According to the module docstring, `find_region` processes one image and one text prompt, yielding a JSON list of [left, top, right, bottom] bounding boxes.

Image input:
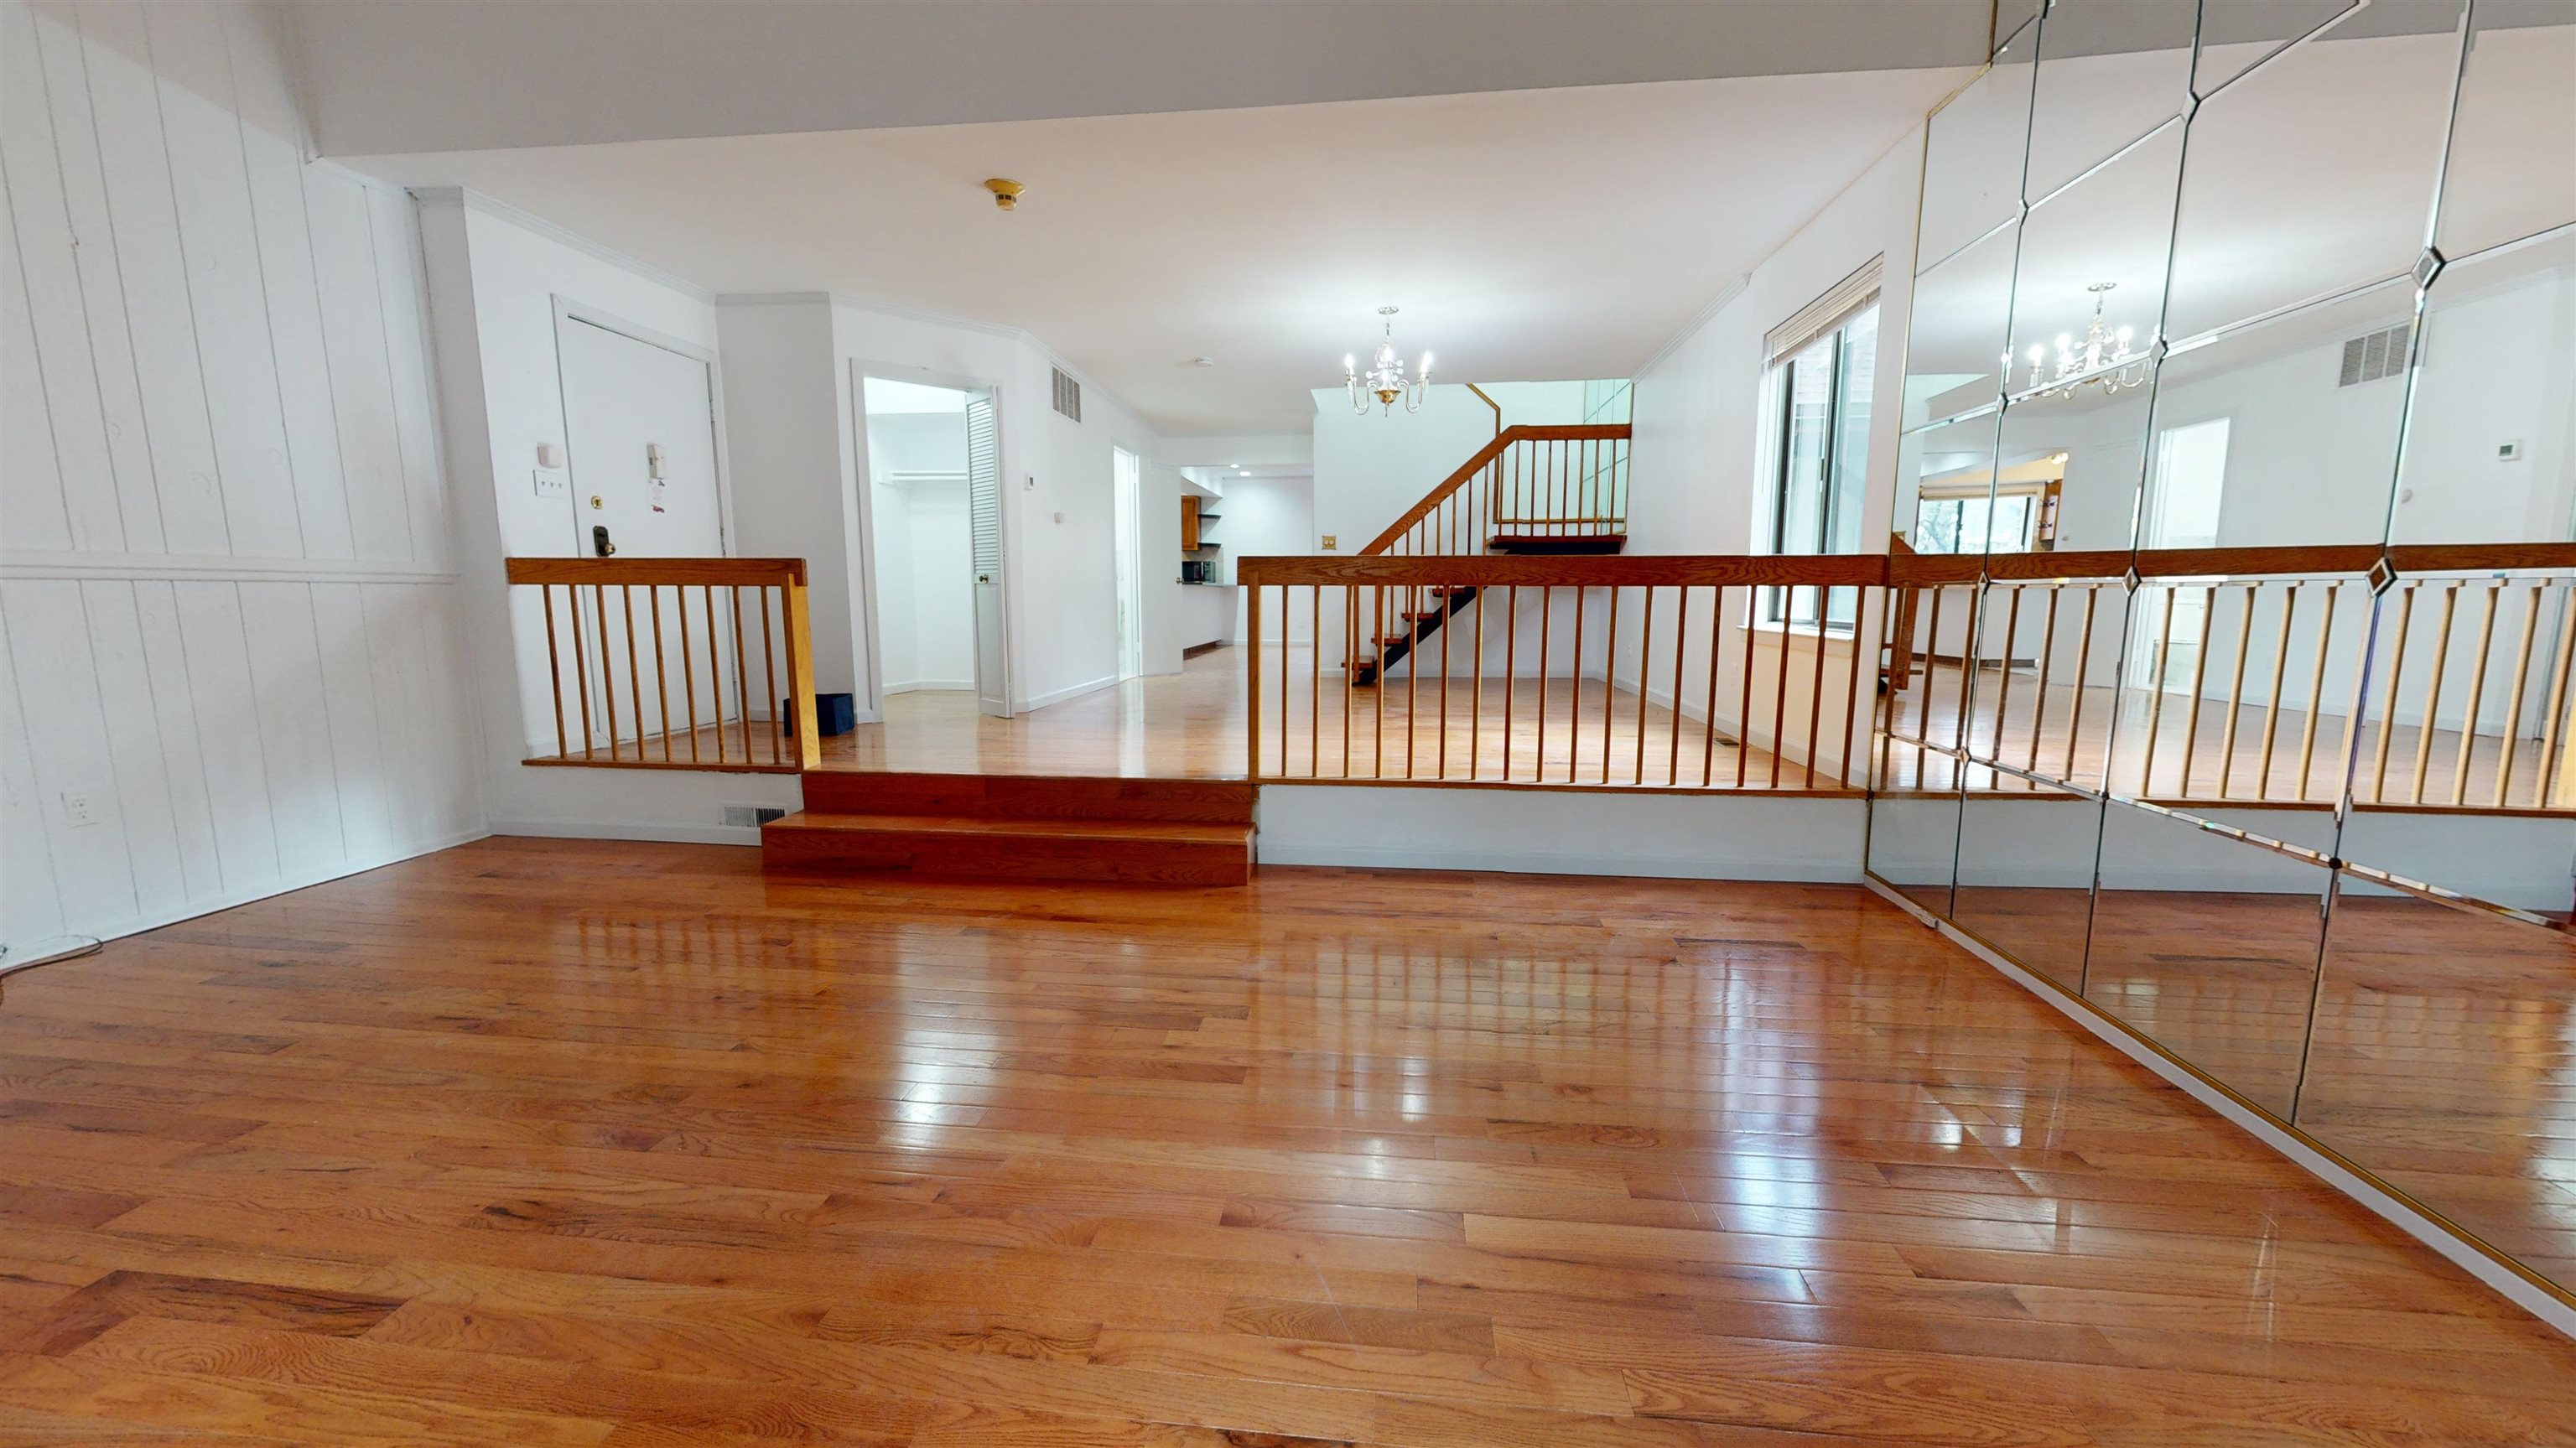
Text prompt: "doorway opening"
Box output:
[[2135, 416, 2231, 692], [859, 373, 1010, 719], [1113, 446, 1145, 680]]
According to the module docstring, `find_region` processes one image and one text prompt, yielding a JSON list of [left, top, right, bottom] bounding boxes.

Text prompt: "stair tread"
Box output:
[[768, 812, 1249, 844]]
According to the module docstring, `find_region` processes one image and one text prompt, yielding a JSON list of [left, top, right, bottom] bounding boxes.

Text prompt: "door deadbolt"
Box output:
[[593, 524, 616, 558], [589, 495, 604, 510]]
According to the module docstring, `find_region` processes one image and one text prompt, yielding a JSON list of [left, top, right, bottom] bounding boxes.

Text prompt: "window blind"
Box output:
[[1764, 257, 1884, 364]]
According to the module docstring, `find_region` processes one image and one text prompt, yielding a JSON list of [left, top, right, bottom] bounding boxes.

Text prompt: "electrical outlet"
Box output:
[[61, 791, 101, 828]]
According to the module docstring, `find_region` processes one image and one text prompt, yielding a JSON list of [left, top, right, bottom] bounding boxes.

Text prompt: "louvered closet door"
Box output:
[[966, 389, 1012, 718]]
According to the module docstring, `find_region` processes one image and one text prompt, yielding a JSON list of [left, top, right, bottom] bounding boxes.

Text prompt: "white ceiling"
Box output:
[[283, 0, 1991, 157], [349, 71, 1970, 435]]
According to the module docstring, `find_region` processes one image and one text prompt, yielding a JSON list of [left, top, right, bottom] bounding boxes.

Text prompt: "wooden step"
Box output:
[[800, 771, 1254, 824], [763, 812, 1252, 885]]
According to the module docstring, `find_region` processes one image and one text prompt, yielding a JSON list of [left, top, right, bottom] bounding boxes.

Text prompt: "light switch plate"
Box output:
[[533, 469, 569, 500], [61, 791, 101, 828]]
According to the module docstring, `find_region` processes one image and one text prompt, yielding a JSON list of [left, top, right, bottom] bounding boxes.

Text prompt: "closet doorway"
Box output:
[[859, 375, 990, 710]]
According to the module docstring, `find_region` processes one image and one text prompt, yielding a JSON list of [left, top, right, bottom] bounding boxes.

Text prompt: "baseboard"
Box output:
[[1255, 840, 1860, 881], [1018, 674, 1119, 712], [882, 679, 974, 696], [489, 818, 763, 847], [1862, 875, 2576, 1339], [5, 826, 491, 953]]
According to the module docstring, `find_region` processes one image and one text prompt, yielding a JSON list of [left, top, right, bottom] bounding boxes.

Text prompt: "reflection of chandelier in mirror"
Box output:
[[1345, 306, 1432, 414], [2022, 282, 2152, 397]]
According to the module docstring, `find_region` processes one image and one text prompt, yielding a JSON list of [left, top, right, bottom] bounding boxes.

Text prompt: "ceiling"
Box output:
[[348, 70, 1970, 435], [283, 0, 1991, 157]]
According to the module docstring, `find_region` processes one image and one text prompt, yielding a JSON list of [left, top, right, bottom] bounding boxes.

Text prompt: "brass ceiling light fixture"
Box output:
[[984, 178, 1025, 210]]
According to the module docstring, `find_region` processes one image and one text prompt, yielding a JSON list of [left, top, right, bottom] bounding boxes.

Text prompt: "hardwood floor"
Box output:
[[4, 838, 2571, 1445]]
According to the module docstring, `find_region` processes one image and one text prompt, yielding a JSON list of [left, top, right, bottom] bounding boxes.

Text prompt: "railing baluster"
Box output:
[[1405, 583, 1420, 779], [1536, 586, 1553, 781], [2370, 583, 2415, 804], [2495, 583, 2542, 808], [2028, 584, 2060, 778], [1706, 584, 1727, 787], [1570, 582, 1587, 784], [1311, 586, 1322, 778], [706, 584, 728, 766], [2409, 583, 2457, 805], [1343, 584, 1356, 779], [621, 584, 645, 762], [2257, 584, 2298, 800], [2141, 585, 2177, 797], [1469, 579, 1485, 781], [1437, 579, 1452, 780], [1248, 584, 1266, 779], [570, 586, 595, 760], [2294, 583, 2337, 801], [2218, 583, 2255, 798], [1950, 585, 1976, 785], [595, 583, 621, 761], [1992, 584, 2022, 776], [2449, 581, 2500, 807], [1916, 586, 1945, 789], [650, 584, 674, 762], [730, 584, 755, 766], [2064, 586, 2097, 785], [1502, 584, 1519, 782], [1737, 586, 1760, 788], [1279, 584, 1292, 779], [2532, 583, 2576, 809], [678, 582, 701, 765], [1636, 585, 1655, 786], [1807, 584, 1830, 788], [540, 584, 569, 760], [1587, 577, 1607, 778], [2177, 584, 2215, 799], [759, 584, 782, 766]]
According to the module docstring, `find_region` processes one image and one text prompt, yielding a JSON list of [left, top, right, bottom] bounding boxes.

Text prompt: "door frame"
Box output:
[[849, 359, 1014, 720], [550, 297, 735, 558], [1111, 444, 1145, 680]]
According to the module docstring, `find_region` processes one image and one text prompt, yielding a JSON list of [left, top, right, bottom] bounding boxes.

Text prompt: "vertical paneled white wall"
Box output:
[[1, 0, 484, 949]]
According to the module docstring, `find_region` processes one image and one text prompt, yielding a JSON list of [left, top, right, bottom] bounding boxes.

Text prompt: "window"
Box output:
[[1914, 480, 2053, 554], [1757, 263, 1880, 627]]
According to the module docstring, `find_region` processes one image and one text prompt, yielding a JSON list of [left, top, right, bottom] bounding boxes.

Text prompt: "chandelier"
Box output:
[[1345, 306, 1432, 414], [2021, 283, 2151, 397]]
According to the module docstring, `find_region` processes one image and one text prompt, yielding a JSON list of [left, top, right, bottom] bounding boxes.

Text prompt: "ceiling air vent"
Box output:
[[2339, 323, 2410, 387], [1051, 366, 1083, 422]]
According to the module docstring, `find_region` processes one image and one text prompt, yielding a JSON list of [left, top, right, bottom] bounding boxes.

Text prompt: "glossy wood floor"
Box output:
[[4, 838, 2571, 1445]]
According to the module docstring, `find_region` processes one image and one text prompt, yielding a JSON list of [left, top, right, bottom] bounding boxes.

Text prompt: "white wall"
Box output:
[[1, 0, 484, 951], [1218, 475, 1316, 641], [1310, 381, 1587, 556], [1604, 127, 1925, 776], [418, 191, 801, 842]]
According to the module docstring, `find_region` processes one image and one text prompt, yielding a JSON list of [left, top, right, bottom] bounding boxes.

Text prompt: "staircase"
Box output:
[[763, 771, 1254, 885], [1350, 422, 1630, 686]]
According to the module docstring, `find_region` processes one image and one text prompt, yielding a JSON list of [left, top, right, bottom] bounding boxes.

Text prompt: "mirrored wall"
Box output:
[[1872, 0, 2576, 1306]]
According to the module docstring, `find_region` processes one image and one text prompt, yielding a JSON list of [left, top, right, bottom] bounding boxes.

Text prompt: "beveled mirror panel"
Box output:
[[1867, 792, 1962, 919], [2432, 1, 2576, 261], [1903, 231, 2020, 428], [2190, 0, 2360, 96], [1917, 16, 2038, 269], [2084, 802, 2334, 1116], [1953, 780, 2105, 991], [2387, 233, 2576, 549], [2298, 884, 2576, 1285], [2163, 4, 2461, 344], [2023, 0, 2194, 201], [2005, 121, 2184, 411]]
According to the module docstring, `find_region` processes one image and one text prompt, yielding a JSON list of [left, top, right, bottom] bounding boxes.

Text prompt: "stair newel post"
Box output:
[[784, 565, 822, 771]]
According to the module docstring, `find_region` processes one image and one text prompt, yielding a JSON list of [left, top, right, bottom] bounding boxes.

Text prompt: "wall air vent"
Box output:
[[1051, 366, 1083, 422], [2338, 323, 2411, 387]]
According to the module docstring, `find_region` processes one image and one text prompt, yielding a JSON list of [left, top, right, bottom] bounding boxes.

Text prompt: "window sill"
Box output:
[[1747, 620, 1859, 643]]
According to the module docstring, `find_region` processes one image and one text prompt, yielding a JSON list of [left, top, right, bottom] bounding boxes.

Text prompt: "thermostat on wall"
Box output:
[[2498, 439, 2525, 462]]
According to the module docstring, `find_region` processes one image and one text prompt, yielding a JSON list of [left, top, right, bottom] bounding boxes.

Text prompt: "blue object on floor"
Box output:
[[784, 692, 856, 737]]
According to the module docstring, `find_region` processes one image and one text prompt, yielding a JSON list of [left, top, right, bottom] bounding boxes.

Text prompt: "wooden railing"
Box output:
[[1240, 554, 1878, 791], [1364, 424, 1630, 558], [506, 558, 819, 772], [1241, 542, 2576, 812], [1881, 543, 2576, 813]]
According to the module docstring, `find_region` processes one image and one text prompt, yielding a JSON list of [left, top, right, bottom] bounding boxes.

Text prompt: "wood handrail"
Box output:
[[1241, 552, 1884, 589], [506, 557, 809, 586], [1358, 423, 1631, 555], [1265, 541, 2576, 592]]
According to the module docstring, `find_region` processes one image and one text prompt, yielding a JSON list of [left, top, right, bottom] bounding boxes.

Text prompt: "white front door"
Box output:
[[558, 314, 729, 746], [965, 388, 1012, 718]]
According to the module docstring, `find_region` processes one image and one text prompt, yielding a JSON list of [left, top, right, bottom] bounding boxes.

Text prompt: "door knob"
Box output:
[[593, 524, 616, 558], [977, 573, 992, 584]]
